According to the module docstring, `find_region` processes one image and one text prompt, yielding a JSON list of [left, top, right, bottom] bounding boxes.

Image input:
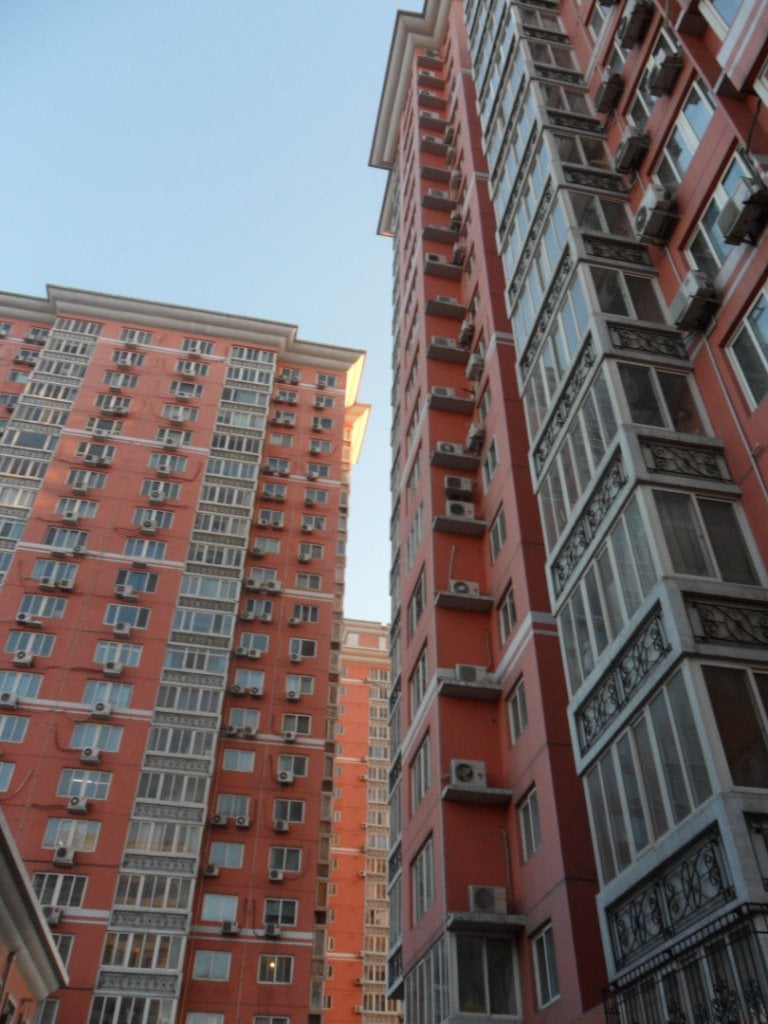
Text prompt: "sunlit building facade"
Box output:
[[376, 0, 768, 1021], [324, 620, 400, 1024], [372, 4, 607, 1022], [0, 286, 368, 1024]]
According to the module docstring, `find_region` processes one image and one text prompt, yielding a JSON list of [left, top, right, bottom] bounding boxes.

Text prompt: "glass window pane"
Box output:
[[704, 665, 768, 787], [698, 499, 757, 584], [617, 734, 649, 852], [487, 938, 517, 1014], [619, 363, 664, 426], [633, 718, 669, 838], [650, 691, 691, 822], [655, 491, 713, 576], [457, 935, 487, 1012]]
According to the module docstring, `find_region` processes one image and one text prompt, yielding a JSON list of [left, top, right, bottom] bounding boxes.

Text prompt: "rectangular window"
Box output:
[[654, 491, 757, 584], [222, 749, 255, 772], [407, 569, 426, 638], [201, 893, 238, 922], [33, 872, 87, 908], [71, 722, 123, 752], [411, 734, 431, 811], [533, 924, 560, 1007], [42, 818, 100, 851], [274, 799, 305, 824], [498, 587, 517, 643], [704, 665, 768, 788], [456, 934, 519, 1015], [519, 788, 542, 860], [57, 769, 111, 801], [268, 847, 302, 872], [508, 681, 528, 743], [656, 80, 715, 186], [729, 287, 768, 407], [489, 507, 507, 561], [257, 954, 294, 984], [264, 898, 298, 926], [193, 951, 231, 981], [0, 716, 29, 743], [209, 842, 244, 869], [412, 837, 435, 921], [409, 649, 429, 717]]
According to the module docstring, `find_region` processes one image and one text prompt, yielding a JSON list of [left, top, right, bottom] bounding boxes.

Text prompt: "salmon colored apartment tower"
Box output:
[[324, 620, 400, 1024], [0, 286, 368, 1024], [374, 0, 768, 1022], [372, 3, 608, 1022]]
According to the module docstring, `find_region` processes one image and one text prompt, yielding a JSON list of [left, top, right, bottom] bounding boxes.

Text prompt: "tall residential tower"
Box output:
[[0, 286, 367, 1024], [374, 0, 768, 1021]]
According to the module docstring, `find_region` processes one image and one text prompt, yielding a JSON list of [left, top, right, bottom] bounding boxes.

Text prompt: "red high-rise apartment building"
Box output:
[[372, 4, 607, 1022], [324, 620, 399, 1024], [375, 0, 768, 1021], [0, 286, 368, 1024]]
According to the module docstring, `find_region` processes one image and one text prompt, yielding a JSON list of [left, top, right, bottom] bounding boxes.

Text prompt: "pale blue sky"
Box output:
[[2, 1, 410, 625]]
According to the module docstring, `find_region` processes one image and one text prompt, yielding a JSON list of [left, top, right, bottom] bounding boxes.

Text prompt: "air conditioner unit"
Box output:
[[428, 188, 450, 199], [204, 864, 220, 878], [670, 270, 720, 331], [210, 813, 227, 826], [284, 730, 297, 743], [468, 884, 507, 914], [15, 613, 42, 627], [278, 770, 294, 785], [240, 610, 256, 622], [265, 922, 282, 938], [594, 69, 624, 113], [224, 725, 239, 737], [426, 253, 447, 264], [452, 243, 466, 265], [242, 726, 257, 738], [12, 651, 34, 667], [249, 686, 263, 699], [102, 662, 122, 677], [614, 126, 649, 173], [156, 461, 171, 477], [148, 488, 164, 504], [67, 796, 89, 813], [235, 815, 251, 829], [716, 177, 768, 245], [115, 584, 136, 600], [62, 510, 79, 524], [303, 500, 316, 510], [246, 649, 262, 660], [72, 483, 89, 496], [0, 692, 19, 708], [431, 336, 457, 352], [44, 906, 62, 925], [263, 581, 282, 593], [634, 183, 678, 243], [449, 170, 462, 190], [163, 440, 179, 451], [648, 46, 684, 96], [80, 747, 101, 765], [58, 579, 75, 592], [53, 846, 74, 867], [286, 689, 300, 702], [289, 653, 302, 664], [244, 579, 260, 591], [445, 500, 475, 519], [617, 0, 653, 47], [269, 869, 285, 882], [449, 579, 481, 597], [444, 475, 473, 495], [455, 663, 487, 683], [437, 441, 464, 456], [466, 354, 483, 382], [444, 125, 455, 144], [39, 577, 56, 590], [274, 819, 290, 833], [354, 977, 364, 987], [300, 522, 314, 531], [431, 386, 456, 399], [288, 617, 300, 626], [90, 701, 112, 719], [221, 920, 239, 935], [140, 521, 157, 535], [450, 758, 487, 787], [298, 553, 311, 564], [112, 622, 132, 637], [250, 545, 266, 558]]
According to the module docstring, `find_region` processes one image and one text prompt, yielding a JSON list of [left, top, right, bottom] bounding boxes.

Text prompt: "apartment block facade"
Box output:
[[375, 0, 768, 1021], [373, 4, 608, 1022], [0, 286, 367, 1024], [324, 620, 400, 1024]]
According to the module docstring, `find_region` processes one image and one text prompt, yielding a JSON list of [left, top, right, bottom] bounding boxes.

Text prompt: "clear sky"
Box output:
[[2, 0, 411, 626]]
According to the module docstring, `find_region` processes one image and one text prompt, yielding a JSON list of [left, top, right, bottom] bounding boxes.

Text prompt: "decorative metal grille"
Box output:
[[607, 828, 734, 968], [575, 605, 671, 754], [686, 598, 768, 647]]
